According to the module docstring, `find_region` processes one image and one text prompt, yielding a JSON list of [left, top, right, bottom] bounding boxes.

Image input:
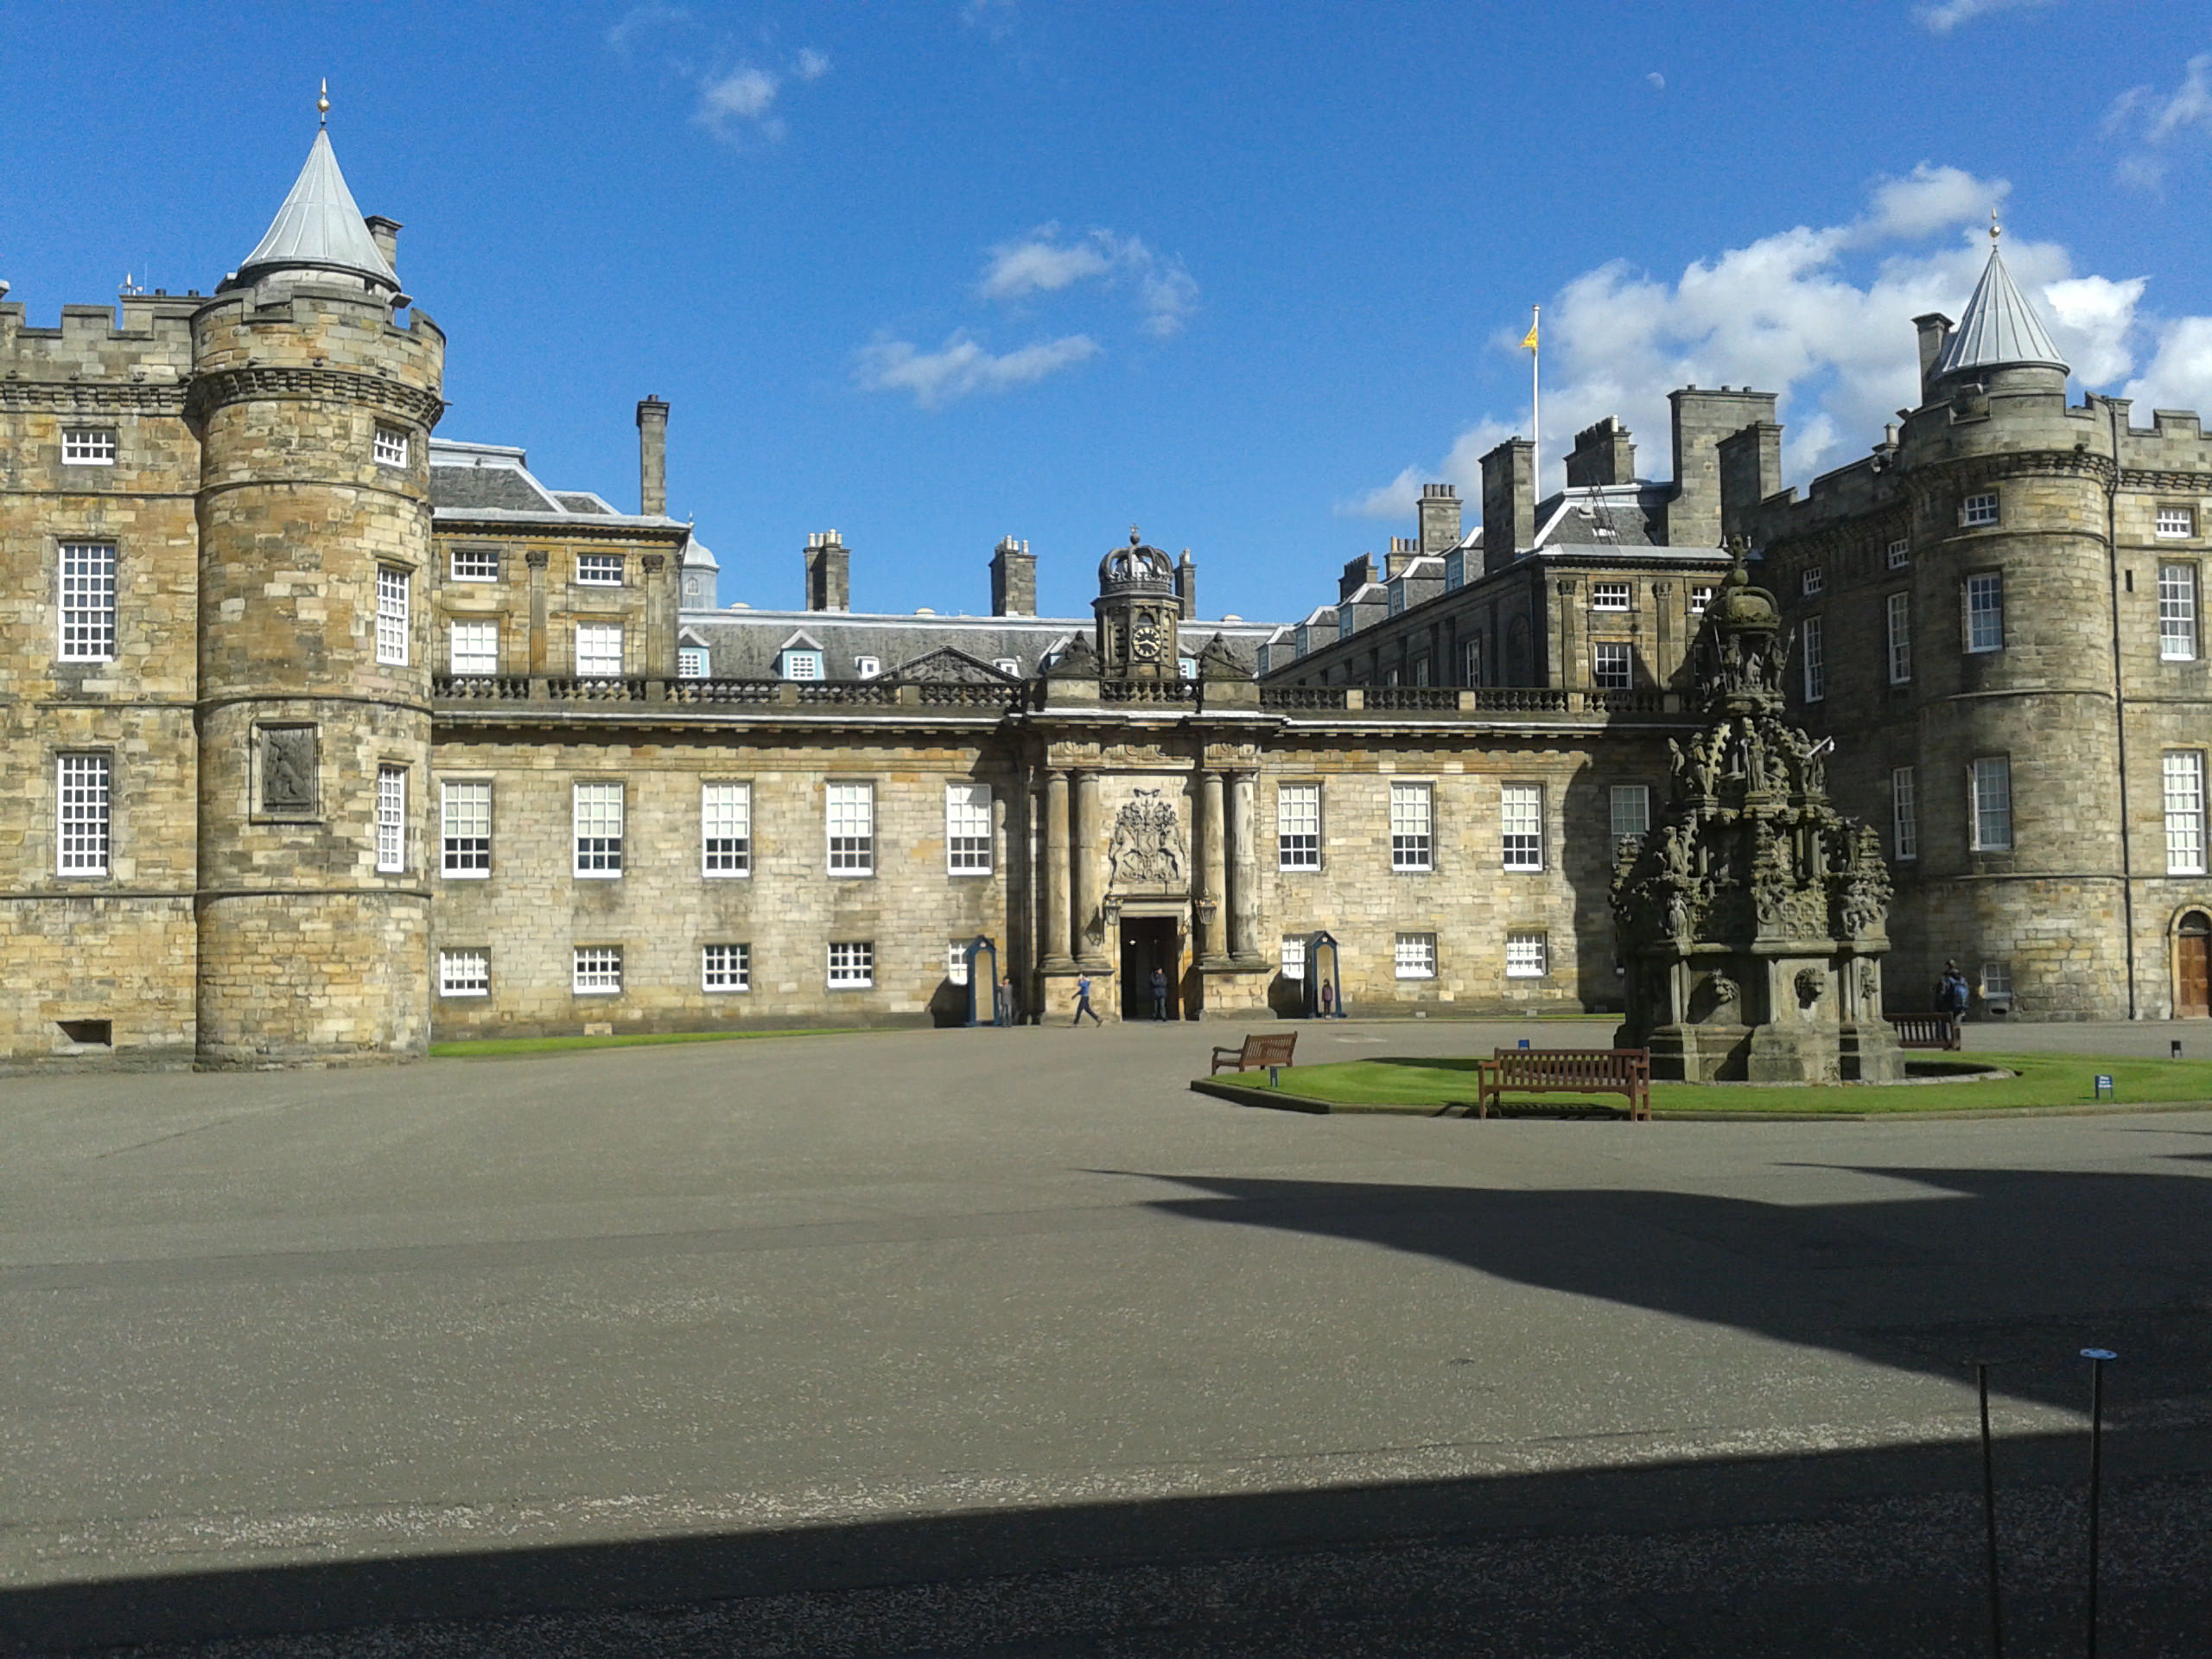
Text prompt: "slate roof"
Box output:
[[238, 129, 400, 290], [427, 440, 686, 531], [676, 607, 1277, 681], [1935, 244, 2067, 378]]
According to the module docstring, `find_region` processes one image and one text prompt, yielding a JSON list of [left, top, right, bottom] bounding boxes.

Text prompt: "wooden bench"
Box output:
[[1211, 1033, 1298, 1075], [1471, 1047, 1652, 1121], [1889, 1015, 1961, 1052]]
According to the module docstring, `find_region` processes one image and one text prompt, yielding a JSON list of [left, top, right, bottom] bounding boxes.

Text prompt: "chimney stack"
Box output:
[[990, 535, 1036, 616], [805, 530, 850, 612], [364, 216, 403, 276], [1415, 482, 1461, 557], [1716, 423, 1783, 542], [1913, 313, 1954, 405], [1174, 549, 1198, 621], [1339, 554, 1379, 601], [636, 396, 669, 518], [1479, 437, 1535, 575], [1564, 417, 1637, 488]]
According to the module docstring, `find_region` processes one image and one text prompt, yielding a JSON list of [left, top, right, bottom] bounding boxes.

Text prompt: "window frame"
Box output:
[[56, 753, 111, 876], [853, 655, 881, 679], [438, 948, 491, 998], [60, 428, 118, 466], [575, 622, 625, 679], [573, 781, 625, 878], [1609, 784, 1650, 842], [782, 649, 824, 681], [1962, 491, 2000, 529], [1279, 935, 1306, 980], [374, 565, 410, 666], [1505, 931, 1548, 979], [575, 551, 625, 588], [702, 942, 752, 993], [1970, 755, 2013, 853], [1502, 781, 1544, 872], [2158, 563, 2199, 662], [2156, 505, 2196, 539], [372, 426, 409, 468], [702, 781, 752, 878], [1389, 780, 1433, 873], [1965, 571, 2005, 654], [1885, 591, 1911, 684], [826, 780, 875, 876], [441, 779, 492, 878], [374, 765, 407, 874], [1886, 538, 1911, 569], [58, 541, 118, 663], [2164, 750, 2207, 876], [1802, 567, 1826, 598], [448, 620, 499, 677], [449, 545, 499, 582], [677, 645, 709, 679], [945, 781, 994, 875], [1800, 615, 1825, 702], [572, 945, 623, 995], [827, 940, 875, 988], [1688, 584, 1715, 616], [1277, 782, 1321, 871], [1592, 641, 1632, 690], [1394, 932, 1438, 980], [1891, 766, 1917, 862], [1589, 581, 1630, 613]]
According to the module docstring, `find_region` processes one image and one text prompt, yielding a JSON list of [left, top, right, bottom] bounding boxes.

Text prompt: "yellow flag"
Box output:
[[1521, 319, 1540, 353]]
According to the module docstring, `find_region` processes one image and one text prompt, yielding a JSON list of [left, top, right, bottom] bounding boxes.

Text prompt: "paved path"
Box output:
[[3, 1018, 2209, 1654]]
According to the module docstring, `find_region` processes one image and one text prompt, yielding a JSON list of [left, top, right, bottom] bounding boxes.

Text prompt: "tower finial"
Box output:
[[1989, 207, 2000, 245], [317, 78, 330, 125]]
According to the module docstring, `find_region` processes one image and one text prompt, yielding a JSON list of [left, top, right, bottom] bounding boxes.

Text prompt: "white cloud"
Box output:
[[2107, 53, 2212, 190], [977, 225, 1200, 337], [1645, 72, 1665, 92], [1348, 163, 2212, 518], [697, 67, 784, 139], [607, 3, 688, 56], [794, 47, 832, 82], [1914, 0, 2057, 33], [854, 330, 1102, 407]]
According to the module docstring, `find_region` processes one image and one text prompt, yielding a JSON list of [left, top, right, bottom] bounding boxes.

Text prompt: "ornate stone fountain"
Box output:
[[1611, 550, 1900, 1083]]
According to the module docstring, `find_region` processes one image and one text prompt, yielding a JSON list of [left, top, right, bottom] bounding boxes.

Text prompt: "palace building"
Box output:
[[4, 124, 2209, 1067]]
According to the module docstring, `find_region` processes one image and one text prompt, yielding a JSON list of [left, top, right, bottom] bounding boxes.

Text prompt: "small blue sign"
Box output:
[[1517, 1038, 1531, 1050], [2094, 1074, 2114, 1099]]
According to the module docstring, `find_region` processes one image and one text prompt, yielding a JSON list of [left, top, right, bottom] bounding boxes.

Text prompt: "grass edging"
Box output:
[[1191, 1075, 2212, 1122], [431, 1027, 871, 1059]]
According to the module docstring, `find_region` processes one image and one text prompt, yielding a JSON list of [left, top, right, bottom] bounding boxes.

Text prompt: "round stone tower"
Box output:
[[1893, 222, 2124, 1018], [188, 113, 446, 1066]]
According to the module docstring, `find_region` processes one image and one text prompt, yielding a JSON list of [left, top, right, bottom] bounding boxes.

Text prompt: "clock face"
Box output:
[[1131, 614, 1161, 659]]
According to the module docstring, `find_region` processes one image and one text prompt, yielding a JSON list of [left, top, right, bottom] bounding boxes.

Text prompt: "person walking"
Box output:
[[995, 973, 1014, 1027], [1939, 961, 1971, 1033], [1071, 971, 1102, 1027], [1149, 965, 1169, 1022]]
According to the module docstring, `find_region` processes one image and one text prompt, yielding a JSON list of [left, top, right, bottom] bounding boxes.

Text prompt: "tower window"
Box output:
[[375, 566, 410, 665], [1891, 766, 1917, 861], [61, 429, 117, 466], [1966, 573, 2005, 653], [375, 766, 407, 873], [1887, 538, 1910, 569], [1962, 492, 2000, 529], [57, 753, 111, 876], [2164, 751, 2207, 875], [58, 542, 117, 662], [2157, 505, 2196, 539], [1801, 616, 1825, 702], [1970, 756, 2013, 852], [1802, 568, 1825, 597], [1886, 593, 1911, 684], [373, 427, 409, 468], [2159, 564, 2198, 661]]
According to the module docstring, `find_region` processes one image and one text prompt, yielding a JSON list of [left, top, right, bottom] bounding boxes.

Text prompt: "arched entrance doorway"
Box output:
[[2178, 912, 2212, 1019]]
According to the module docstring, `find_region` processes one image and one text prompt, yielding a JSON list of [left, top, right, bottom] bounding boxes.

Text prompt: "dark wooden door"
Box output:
[[1120, 919, 1182, 1020], [2179, 914, 2211, 1018]]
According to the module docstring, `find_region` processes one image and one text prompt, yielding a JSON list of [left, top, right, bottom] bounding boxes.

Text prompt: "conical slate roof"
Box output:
[[1933, 242, 2066, 379], [237, 128, 399, 289]]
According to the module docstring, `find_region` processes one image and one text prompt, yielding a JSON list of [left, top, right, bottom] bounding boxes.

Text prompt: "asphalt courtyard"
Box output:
[[4, 1016, 2210, 1656]]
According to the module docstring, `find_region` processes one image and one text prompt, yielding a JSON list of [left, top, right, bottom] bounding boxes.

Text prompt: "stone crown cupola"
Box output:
[[1092, 527, 1182, 680]]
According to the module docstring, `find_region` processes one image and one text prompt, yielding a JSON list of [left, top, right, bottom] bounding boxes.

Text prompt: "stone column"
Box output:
[[641, 551, 671, 672], [525, 550, 550, 675], [1072, 769, 1104, 967], [1043, 770, 1073, 969], [1198, 769, 1228, 964], [1227, 770, 1259, 962]]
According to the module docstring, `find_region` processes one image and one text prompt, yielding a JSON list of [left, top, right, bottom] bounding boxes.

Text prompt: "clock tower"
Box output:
[[1093, 528, 1181, 682]]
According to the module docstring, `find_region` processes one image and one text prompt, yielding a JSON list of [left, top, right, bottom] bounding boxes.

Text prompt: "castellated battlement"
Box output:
[[0, 297, 199, 384]]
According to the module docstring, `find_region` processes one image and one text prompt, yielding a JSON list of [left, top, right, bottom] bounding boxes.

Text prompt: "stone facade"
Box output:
[[4, 131, 2209, 1068]]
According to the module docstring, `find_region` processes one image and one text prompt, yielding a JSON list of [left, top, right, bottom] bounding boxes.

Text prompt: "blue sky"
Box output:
[[4, 1, 2210, 622]]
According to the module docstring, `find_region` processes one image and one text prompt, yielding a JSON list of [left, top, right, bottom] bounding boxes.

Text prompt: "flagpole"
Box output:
[[1529, 304, 1541, 486]]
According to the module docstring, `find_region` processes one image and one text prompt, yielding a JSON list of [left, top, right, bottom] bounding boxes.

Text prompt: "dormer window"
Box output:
[[677, 646, 709, 678], [576, 552, 624, 587], [782, 649, 824, 681], [373, 426, 409, 468], [61, 429, 117, 466], [994, 658, 1020, 676], [1178, 656, 1199, 679], [854, 655, 881, 679]]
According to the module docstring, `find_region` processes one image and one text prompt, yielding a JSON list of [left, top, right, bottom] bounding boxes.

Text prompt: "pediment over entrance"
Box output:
[[883, 646, 1019, 685]]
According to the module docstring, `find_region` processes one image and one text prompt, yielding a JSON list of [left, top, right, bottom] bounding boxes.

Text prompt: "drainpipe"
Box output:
[[2105, 398, 2139, 1020]]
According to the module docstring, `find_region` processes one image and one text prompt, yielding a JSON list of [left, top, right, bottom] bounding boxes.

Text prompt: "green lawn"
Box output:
[[431, 1027, 868, 1059], [1223, 1052, 2212, 1116]]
